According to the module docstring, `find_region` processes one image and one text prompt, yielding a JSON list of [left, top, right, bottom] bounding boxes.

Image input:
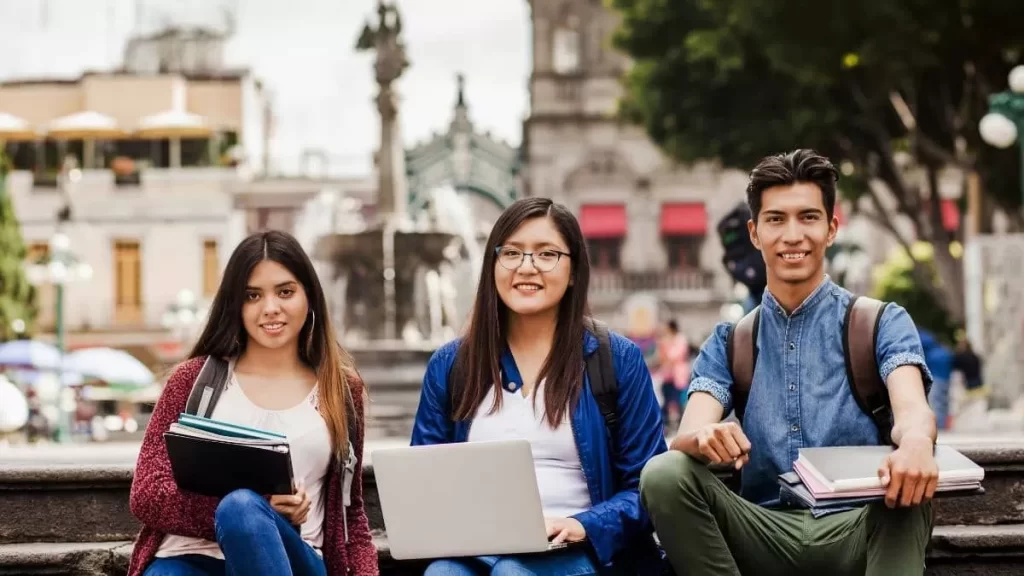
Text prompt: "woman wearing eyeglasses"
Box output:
[[411, 198, 668, 575]]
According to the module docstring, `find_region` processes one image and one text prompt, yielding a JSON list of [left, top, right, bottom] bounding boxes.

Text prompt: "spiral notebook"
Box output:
[[164, 414, 295, 497]]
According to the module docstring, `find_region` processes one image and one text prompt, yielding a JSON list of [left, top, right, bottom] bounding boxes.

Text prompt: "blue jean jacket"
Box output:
[[689, 278, 933, 512], [411, 329, 668, 569]]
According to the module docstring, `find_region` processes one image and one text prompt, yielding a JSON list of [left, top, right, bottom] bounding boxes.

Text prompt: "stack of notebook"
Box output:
[[164, 413, 294, 497], [779, 445, 985, 509]]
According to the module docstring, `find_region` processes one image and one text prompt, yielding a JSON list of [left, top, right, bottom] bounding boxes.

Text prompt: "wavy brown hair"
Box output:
[[451, 198, 592, 428], [188, 230, 354, 460]]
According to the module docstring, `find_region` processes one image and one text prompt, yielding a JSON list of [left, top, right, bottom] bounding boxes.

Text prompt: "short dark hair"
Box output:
[[746, 149, 839, 221], [667, 320, 679, 333]]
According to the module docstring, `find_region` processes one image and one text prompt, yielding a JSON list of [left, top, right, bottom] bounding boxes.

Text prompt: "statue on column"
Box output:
[[356, 1, 410, 220]]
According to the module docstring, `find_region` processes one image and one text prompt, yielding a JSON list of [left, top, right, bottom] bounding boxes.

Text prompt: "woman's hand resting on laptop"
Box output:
[[546, 517, 586, 544], [270, 483, 311, 526]]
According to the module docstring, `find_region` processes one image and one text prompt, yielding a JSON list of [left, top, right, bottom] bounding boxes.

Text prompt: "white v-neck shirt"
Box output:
[[467, 381, 592, 518], [155, 368, 332, 560]]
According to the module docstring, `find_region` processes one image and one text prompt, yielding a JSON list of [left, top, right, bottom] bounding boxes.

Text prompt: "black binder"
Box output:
[[164, 431, 295, 497]]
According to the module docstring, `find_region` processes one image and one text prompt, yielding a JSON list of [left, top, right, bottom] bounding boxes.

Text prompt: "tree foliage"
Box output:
[[0, 150, 36, 341], [611, 0, 1024, 322], [872, 243, 959, 345]]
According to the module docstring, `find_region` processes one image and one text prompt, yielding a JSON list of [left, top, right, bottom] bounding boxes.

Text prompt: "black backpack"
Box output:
[[184, 356, 233, 418], [447, 318, 620, 432], [717, 201, 766, 302], [725, 296, 894, 444]]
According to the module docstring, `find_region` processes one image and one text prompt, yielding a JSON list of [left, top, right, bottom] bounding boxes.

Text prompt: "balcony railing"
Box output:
[[14, 167, 239, 195], [590, 269, 716, 301]]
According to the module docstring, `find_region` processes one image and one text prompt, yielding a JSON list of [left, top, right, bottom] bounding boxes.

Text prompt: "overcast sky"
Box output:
[[0, 0, 531, 175]]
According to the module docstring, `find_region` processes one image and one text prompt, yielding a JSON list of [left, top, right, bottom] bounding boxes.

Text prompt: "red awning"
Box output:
[[941, 199, 960, 232], [660, 202, 707, 235], [579, 204, 627, 238]]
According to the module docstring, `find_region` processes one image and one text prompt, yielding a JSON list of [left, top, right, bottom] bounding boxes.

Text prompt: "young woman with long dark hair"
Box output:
[[128, 230, 378, 576], [411, 198, 667, 575]]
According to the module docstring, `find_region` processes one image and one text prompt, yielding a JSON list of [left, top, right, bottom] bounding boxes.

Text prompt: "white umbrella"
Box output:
[[48, 111, 125, 139], [0, 340, 62, 370], [0, 112, 36, 141], [63, 347, 154, 389], [136, 110, 212, 139], [0, 375, 29, 433]]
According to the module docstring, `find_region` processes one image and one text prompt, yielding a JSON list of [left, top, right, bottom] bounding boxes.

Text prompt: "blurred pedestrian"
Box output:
[[919, 329, 954, 430], [953, 337, 984, 392], [657, 320, 691, 428]]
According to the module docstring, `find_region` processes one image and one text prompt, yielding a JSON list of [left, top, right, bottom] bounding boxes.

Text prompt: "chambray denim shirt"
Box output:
[[688, 277, 933, 511]]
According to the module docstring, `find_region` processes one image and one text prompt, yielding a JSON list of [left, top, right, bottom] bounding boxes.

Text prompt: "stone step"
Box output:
[[927, 525, 1024, 575], [3, 444, 1023, 546], [2, 525, 1023, 575]]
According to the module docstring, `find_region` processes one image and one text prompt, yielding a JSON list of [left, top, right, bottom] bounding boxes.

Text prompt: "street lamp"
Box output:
[[24, 231, 92, 443], [979, 65, 1024, 211], [161, 289, 207, 357]]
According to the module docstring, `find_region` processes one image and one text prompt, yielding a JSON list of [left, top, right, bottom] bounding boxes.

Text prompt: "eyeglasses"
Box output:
[[494, 246, 571, 272]]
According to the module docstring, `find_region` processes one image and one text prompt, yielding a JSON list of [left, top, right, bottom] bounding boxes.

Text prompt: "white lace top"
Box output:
[[155, 367, 332, 560]]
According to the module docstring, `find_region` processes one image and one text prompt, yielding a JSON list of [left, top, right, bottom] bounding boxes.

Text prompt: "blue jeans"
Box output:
[[423, 547, 602, 576], [143, 489, 326, 576]]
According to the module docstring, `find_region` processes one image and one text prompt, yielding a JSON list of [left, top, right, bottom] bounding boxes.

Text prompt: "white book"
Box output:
[[796, 445, 984, 493]]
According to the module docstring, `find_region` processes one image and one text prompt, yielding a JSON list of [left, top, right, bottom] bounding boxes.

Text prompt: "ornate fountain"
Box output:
[[313, 1, 462, 437]]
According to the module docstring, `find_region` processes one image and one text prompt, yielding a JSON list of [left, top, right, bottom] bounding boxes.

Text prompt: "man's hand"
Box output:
[[878, 436, 938, 508], [695, 422, 751, 469], [545, 517, 586, 544], [270, 485, 311, 526]]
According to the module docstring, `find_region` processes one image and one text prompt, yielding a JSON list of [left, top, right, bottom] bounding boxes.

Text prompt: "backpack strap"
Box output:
[[843, 296, 892, 445], [184, 356, 231, 418], [585, 318, 618, 432], [726, 306, 760, 422]]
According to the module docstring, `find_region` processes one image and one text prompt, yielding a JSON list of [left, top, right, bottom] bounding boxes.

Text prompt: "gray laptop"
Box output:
[[372, 439, 568, 560]]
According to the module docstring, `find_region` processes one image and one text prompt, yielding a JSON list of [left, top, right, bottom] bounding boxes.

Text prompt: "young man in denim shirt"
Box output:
[[640, 150, 938, 576]]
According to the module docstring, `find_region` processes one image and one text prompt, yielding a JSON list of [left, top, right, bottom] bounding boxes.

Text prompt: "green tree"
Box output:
[[611, 0, 1024, 324], [872, 243, 958, 344], [0, 149, 35, 341]]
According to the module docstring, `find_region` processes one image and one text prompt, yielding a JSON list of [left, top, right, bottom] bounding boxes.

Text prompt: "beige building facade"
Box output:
[[0, 26, 294, 366]]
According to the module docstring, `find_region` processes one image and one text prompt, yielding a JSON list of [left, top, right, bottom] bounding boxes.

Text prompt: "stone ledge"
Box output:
[[3, 443, 1023, 545], [0, 541, 133, 576], [0, 465, 134, 485], [930, 524, 1024, 553], [3, 524, 1024, 575], [926, 525, 1024, 576]]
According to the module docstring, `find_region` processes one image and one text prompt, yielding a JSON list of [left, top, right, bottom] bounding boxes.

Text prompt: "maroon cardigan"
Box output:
[[127, 357, 379, 576]]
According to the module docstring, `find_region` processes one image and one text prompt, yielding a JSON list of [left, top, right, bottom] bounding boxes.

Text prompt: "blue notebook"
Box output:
[[177, 413, 287, 441]]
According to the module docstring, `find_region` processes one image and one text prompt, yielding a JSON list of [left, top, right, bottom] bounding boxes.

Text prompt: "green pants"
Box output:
[[640, 451, 933, 576]]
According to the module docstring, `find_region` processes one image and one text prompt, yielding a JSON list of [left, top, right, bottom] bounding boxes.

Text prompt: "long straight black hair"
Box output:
[[188, 230, 354, 460], [451, 197, 592, 428]]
